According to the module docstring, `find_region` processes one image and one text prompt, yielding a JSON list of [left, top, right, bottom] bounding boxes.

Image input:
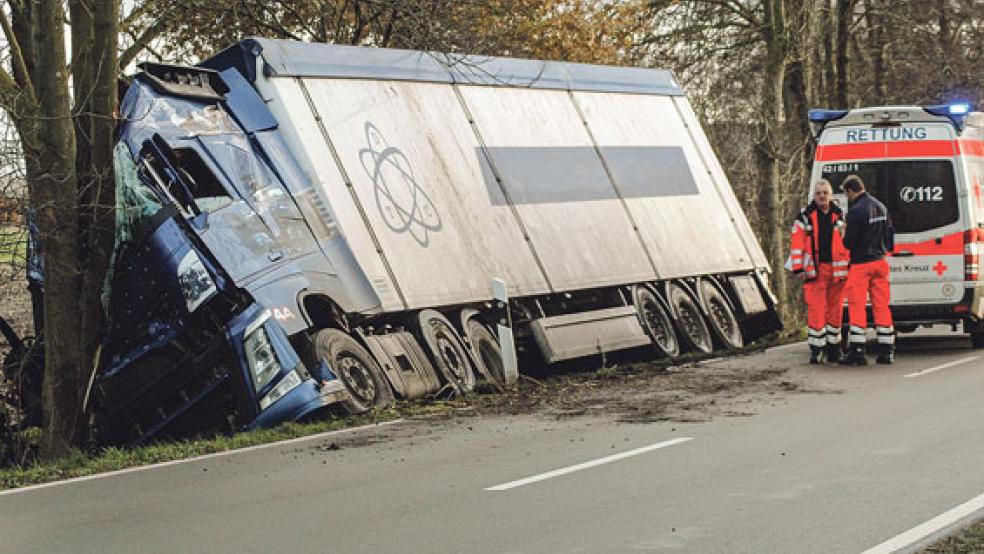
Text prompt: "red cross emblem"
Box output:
[[933, 260, 948, 276]]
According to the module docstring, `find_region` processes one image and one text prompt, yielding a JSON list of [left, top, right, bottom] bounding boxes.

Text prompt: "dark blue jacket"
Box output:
[[843, 192, 895, 264]]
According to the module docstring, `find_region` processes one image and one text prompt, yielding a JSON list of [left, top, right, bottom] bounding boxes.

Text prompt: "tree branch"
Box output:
[[119, 17, 169, 69], [0, 5, 37, 103]]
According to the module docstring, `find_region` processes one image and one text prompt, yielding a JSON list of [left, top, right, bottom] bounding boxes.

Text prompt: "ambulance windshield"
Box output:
[[821, 160, 957, 234]]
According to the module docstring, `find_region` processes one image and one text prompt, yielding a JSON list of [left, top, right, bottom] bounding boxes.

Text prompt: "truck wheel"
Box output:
[[669, 284, 714, 354], [313, 329, 393, 415], [464, 318, 506, 384], [417, 310, 477, 394], [633, 286, 680, 358], [699, 279, 744, 349]]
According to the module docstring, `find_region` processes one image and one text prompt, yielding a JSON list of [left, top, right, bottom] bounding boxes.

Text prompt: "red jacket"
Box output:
[[786, 202, 850, 281]]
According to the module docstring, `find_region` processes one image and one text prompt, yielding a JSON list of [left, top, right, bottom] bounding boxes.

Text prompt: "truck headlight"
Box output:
[[259, 369, 303, 410], [244, 324, 282, 392]]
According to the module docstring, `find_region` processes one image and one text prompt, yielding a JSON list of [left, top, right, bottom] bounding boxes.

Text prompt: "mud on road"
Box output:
[[418, 342, 835, 426], [298, 342, 836, 455]]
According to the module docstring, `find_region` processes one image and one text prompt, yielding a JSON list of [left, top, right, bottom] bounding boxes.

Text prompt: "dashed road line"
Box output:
[[485, 437, 693, 491], [903, 356, 978, 378]]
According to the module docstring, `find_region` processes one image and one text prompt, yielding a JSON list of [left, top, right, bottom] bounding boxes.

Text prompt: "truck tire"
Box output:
[[669, 284, 714, 354], [699, 279, 744, 349], [313, 329, 393, 415], [464, 318, 506, 384], [633, 286, 680, 358], [416, 310, 477, 394]]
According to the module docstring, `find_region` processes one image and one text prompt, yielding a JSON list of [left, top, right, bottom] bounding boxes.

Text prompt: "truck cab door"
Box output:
[[141, 135, 288, 283], [196, 134, 318, 264]]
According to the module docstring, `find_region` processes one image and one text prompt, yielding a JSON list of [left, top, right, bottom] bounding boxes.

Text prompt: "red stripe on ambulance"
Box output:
[[815, 140, 957, 161], [891, 231, 963, 257]]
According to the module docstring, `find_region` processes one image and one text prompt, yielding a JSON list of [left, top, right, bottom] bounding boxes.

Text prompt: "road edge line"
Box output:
[[0, 419, 406, 497], [861, 491, 984, 554]]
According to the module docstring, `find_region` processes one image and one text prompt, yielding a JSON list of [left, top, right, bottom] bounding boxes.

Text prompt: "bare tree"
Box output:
[[0, 0, 119, 457]]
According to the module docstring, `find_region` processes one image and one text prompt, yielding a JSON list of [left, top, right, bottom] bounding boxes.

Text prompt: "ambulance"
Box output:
[[808, 104, 984, 345]]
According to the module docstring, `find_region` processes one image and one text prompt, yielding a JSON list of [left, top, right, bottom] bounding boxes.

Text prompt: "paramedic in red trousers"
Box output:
[[840, 175, 896, 365], [787, 179, 850, 364]]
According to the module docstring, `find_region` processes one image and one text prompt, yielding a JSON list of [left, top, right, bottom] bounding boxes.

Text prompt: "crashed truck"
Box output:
[[4, 38, 782, 446]]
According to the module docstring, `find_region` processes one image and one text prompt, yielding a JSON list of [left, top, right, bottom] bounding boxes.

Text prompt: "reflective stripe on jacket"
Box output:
[[785, 202, 850, 280]]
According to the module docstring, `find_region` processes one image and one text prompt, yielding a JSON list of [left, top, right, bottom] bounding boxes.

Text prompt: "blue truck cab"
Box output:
[[93, 62, 355, 445]]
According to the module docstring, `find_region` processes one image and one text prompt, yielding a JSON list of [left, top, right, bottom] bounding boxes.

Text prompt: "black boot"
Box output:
[[876, 344, 894, 364], [809, 345, 824, 364], [826, 343, 842, 364], [839, 344, 868, 365]]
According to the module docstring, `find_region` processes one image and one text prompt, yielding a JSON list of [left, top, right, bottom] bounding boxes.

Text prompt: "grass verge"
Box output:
[[923, 519, 984, 553], [0, 403, 459, 491]]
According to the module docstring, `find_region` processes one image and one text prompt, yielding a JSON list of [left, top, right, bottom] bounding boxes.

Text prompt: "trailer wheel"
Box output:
[[417, 310, 477, 394], [464, 318, 506, 384], [699, 279, 744, 349], [669, 284, 714, 354], [633, 286, 680, 358], [313, 329, 393, 415]]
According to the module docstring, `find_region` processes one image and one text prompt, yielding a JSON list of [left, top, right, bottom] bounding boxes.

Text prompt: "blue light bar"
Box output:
[[924, 103, 973, 130], [808, 109, 849, 123]]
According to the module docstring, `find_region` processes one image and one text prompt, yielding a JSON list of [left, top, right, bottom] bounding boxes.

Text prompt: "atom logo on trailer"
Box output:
[[359, 122, 442, 246]]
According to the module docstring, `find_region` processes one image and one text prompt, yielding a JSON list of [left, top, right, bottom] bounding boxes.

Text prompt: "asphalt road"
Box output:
[[4, 329, 984, 553]]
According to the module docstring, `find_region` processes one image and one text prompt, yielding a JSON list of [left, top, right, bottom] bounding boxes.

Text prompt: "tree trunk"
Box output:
[[821, 0, 837, 105], [36, 0, 84, 458], [758, 0, 790, 322], [76, 0, 119, 430], [864, 0, 885, 103], [835, 0, 851, 106]]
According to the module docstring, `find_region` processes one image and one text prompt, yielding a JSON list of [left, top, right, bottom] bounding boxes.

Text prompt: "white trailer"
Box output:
[[176, 38, 783, 411]]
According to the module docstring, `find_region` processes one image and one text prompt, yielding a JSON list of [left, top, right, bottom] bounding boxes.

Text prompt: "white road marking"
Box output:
[[485, 437, 693, 491], [903, 356, 978, 378], [0, 419, 405, 497], [860, 492, 984, 554]]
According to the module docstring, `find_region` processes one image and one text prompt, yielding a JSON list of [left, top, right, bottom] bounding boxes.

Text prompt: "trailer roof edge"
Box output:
[[201, 37, 685, 97]]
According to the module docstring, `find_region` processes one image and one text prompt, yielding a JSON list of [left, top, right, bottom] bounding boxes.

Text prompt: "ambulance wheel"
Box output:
[[971, 332, 984, 349], [464, 318, 506, 385], [313, 329, 393, 415], [669, 284, 714, 354], [699, 279, 744, 349], [416, 310, 477, 394], [633, 285, 680, 358]]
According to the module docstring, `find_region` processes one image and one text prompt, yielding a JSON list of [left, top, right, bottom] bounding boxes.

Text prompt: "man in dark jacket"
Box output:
[[840, 175, 896, 365]]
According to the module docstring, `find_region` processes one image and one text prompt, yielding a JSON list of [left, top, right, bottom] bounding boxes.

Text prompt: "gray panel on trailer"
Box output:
[[571, 91, 757, 277], [458, 86, 657, 291]]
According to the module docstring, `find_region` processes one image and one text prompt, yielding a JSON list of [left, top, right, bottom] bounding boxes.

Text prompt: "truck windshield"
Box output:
[[821, 160, 958, 234]]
